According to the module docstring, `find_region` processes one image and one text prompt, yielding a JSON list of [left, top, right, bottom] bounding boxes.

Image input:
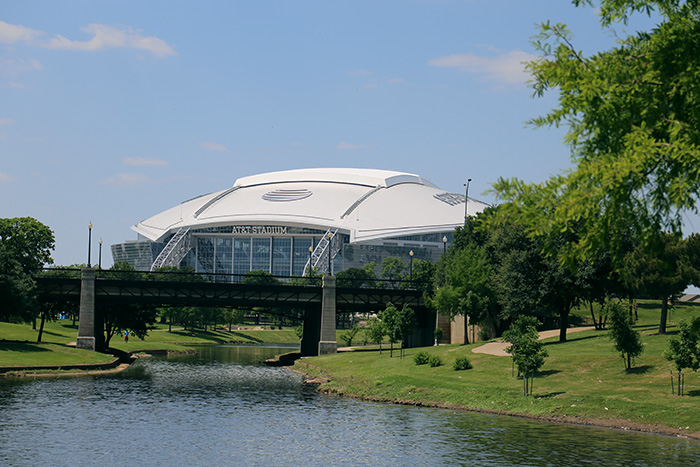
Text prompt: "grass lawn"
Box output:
[[0, 319, 302, 369], [295, 300, 700, 437]]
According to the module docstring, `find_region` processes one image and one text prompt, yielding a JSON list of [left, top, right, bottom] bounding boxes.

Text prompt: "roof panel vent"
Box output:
[[262, 188, 313, 202]]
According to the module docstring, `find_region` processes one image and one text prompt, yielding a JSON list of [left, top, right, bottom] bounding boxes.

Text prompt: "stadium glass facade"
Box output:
[[112, 227, 454, 279]]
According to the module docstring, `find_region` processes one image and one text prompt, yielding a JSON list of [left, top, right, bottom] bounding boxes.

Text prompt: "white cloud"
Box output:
[[200, 142, 227, 151], [0, 20, 176, 58], [0, 172, 15, 182], [99, 173, 153, 186], [44, 24, 177, 58], [0, 20, 43, 44], [348, 69, 371, 76], [122, 156, 168, 166], [428, 49, 538, 85], [0, 57, 42, 77], [0, 81, 28, 88], [337, 141, 368, 150], [0, 118, 16, 126]]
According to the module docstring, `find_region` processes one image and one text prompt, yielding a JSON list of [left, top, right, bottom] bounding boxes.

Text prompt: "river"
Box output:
[[0, 345, 697, 466]]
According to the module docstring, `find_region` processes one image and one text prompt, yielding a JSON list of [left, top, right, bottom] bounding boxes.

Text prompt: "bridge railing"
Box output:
[[36, 268, 431, 291]]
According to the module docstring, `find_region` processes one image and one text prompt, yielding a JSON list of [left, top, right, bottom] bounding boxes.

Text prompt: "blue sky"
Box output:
[[0, 1, 665, 268]]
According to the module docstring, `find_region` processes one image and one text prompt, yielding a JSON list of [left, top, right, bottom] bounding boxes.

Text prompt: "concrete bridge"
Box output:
[[35, 268, 432, 356]]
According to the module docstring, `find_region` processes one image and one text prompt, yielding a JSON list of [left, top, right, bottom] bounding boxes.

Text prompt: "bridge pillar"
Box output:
[[76, 268, 104, 352], [300, 308, 320, 357], [318, 275, 337, 355]]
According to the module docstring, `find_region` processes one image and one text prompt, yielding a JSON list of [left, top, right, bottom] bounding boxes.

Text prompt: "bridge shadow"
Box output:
[[167, 329, 264, 344]]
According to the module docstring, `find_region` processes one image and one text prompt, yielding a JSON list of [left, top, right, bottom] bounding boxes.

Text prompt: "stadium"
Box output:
[[111, 168, 489, 278]]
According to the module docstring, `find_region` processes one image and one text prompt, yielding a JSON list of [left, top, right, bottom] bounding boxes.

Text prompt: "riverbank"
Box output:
[[291, 312, 700, 440], [0, 320, 300, 376], [293, 358, 698, 440]]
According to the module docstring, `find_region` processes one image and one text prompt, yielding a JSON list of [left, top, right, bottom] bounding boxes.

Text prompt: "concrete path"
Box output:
[[471, 326, 595, 356]]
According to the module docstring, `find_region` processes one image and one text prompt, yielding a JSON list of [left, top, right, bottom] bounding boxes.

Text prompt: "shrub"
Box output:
[[428, 355, 442, 367], [453, 356, 472, 371], [414, 351, 430, 365]]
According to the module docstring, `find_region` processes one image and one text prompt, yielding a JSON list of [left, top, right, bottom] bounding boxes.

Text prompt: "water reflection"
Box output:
[[0, 345, 697, 467]]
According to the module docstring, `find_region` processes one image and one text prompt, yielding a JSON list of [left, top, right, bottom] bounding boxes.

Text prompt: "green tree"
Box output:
[[223, 308, 246, 331], [395, 305, 417, 359], [366, 316, 386, 354], [336, 263, 378, 288], [0, 243, 37, 323], [664, 317, 700, 396], [607, 300, 644, 370], [340, 325, 361, 347], [493, 1, 700, 266], [380, 257, 407, 289], [379, 303, 401, 357], [0, 217, 55, 272], [102, 262, 158, 347], [621, 233, 688, 334], [432, 242, 494, 344], [0, 217, 55, 323], [503, 316, 548, 396]]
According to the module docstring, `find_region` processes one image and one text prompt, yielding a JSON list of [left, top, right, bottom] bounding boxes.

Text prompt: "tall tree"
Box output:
[[432, 244, 494, 344], [621, 232, 688, 334], [665, 316, 700, 396], [0, 218, 55, 323], [503, 316, 548, 396], [493, 1, 700, 267], [380, 257, 407, 289], [607, 300, 644, 370]]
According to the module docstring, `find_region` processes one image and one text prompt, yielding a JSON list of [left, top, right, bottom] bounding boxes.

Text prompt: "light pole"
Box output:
[[308, 245, 313, 275], [464, 179, 472, 222], [409, 250, 414, 285], [442, 235, 447, 254], [98, 238, 103, 270], [87, 222, 93, 267], [327, 232, 333, 275]]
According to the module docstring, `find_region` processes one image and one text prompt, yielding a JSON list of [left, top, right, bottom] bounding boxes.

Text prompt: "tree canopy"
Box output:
[[493, 0, 700, 265], [0, 217, 55, 323]]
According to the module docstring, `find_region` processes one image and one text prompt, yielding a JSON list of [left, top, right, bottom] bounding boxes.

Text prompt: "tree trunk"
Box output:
[[589, 301, 599, 330], [559, 308, 569, 342], [626, 353, 631, 370], [37, 313, 45, 343], [678, 372, 682, 396], [659, 296, 669, 334], [463, 314, 469, 345]]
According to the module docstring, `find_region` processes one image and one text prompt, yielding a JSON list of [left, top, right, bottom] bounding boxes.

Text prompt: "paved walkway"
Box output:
[[471, 326, 595, 356]]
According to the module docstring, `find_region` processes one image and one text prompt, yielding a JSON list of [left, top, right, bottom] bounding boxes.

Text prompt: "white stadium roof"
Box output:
[[132, 168, 489, 243]]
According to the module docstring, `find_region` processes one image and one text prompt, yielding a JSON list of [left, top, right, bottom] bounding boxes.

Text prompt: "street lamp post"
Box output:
[[442, 235, 447, 254], [327, 232, 333, 275], [98, 238, 103, 270], [409, 250, 414, 285], [464, 179, 472, 222], [87, 222, 93, 268], [308, 245, 313, 275]]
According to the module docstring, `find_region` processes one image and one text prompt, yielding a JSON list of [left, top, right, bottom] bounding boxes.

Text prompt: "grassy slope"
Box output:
[[0, 320, 300, 367], [295, 300, 700, 437]]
